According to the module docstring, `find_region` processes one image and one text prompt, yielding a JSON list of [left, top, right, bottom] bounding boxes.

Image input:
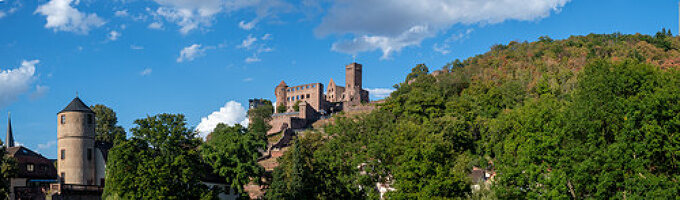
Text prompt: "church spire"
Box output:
[[6, 112, 14, 148]]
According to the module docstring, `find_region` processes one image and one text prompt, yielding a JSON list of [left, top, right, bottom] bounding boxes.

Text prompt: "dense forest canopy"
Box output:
[[268, 31, 680, 199]]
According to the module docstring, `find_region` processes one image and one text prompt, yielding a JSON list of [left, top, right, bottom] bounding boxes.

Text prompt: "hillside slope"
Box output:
[[266, 30, 680, 199]]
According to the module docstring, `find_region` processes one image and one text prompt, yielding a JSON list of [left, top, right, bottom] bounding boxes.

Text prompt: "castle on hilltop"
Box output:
[[274, 62, 369, 115], [264, 62, 371, 150], [245, 63, 375, 198]]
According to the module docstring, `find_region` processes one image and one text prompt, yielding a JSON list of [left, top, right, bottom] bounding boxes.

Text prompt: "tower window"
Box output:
[[61, 149, 65, 160], [88, 114, 94, 124], [27, 164, 34, 172], [88, 148, 92, 161], [60, 172, 65, 183], [60, 115, 66, 124]]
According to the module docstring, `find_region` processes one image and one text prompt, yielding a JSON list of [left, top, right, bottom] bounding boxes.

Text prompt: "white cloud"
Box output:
[[245, 54, 260, 63], [243, 77, 253, 82], [148, 21, 164, 30], [238, 34, 257, 49], [35, 0, 105, 34], [114, 9, 129, 17], [196, 101, 249, 139], [130, 44, 144, 50], [177, 44, 212, 62], [238, 20, 256, 30], [37, 140, 56, 149], [261, 33, 272, 40], [108, 30, 121, 41], [366, 88, 395, 99], [318, 0, 570, 58], [332, 25, 432, 60], [148, 0, 291, 34], [433, 28, 474, 55], [257, 47, 273, 53], [0, 3, 21, 19], [30, 85, 50, 100], [140, 68, 152, 76], [239, 33, 273, 63], [0, 60, 39, 108]]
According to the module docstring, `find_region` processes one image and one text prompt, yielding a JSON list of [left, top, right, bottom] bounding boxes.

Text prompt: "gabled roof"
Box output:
[[7, 146, 58, 180], [58, 97, 94, 114]]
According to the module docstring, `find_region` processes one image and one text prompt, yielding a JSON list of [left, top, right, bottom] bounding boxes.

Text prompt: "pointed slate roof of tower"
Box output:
[[58, 97, 94, 114], [277, 80, 287, 87], [6, 113, 14, 148]]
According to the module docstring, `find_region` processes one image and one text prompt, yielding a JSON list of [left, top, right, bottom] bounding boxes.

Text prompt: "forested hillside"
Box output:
[[267, 30, 680, 199]]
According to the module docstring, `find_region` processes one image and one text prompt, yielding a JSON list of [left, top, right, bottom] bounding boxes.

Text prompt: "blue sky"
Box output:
[[0, 0, 677, 158]]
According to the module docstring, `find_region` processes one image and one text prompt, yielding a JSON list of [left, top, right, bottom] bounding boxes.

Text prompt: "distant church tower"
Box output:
[[57, 97, 97, 185], [6, 112, 14, 147]]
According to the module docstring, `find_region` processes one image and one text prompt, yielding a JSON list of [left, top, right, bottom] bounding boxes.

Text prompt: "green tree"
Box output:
[[103, 113, 208, 199], [0, 142, 16, 199], [276, 104, 286, 113], [292, 101, 301, 112], [405, 63, 429, 82], [247, 100, 273, 145], [200, 124, 265, 195], [90, 104, 126, 144]]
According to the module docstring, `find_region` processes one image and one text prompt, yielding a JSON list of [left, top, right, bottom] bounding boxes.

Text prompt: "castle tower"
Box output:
[[345, 62, 362, 90], [57, 97, 96, 185], [275, 81, 288, 113], [343, 62, 367, 106], [6, 112, 14, 147]]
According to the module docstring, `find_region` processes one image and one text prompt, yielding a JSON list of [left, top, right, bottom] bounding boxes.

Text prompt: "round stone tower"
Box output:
[[275, 80, 288, 113], [57, 97, 96, 185]]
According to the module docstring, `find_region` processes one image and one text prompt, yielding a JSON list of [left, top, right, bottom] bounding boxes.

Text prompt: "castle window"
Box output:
[[27, 163, 34, 172], [60, 115, 66, 124], [87, 148, 93, 161], [61, 149, 65, 160], [307, 94, 310, 98], [60, 173, 65, 183]]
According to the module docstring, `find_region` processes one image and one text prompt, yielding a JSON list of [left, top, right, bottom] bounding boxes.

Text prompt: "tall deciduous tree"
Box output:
[[200, 123, 264, 195], [103, 114, 208, 199], [90, 104, 126, 144], [247, 100, 273, 145]]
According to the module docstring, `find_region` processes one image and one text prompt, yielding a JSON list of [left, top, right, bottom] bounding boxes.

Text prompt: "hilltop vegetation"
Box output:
[[267, 30, 680, 199]]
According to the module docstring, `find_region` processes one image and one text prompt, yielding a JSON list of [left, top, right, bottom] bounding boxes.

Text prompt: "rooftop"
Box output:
[[58, 97, 94, 114]]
